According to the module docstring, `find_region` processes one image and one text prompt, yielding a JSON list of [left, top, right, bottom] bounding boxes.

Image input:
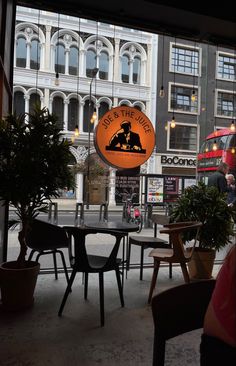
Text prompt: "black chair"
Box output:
[[151, 279, 216, 366], [26, 219, 70, 284], [128, 214, 172, 280], [58, 227, 125, 327]]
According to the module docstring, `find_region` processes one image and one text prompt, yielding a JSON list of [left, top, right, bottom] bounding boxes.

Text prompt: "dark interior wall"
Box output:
[[17, 1, 236, 48], [0, 0, 16, 263]]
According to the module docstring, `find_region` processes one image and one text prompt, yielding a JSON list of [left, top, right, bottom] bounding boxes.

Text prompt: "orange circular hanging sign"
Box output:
[[94, 106, 155, 169]]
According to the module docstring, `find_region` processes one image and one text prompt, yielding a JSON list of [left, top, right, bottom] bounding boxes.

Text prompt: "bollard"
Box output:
[[48, 202, 58, 225], [99, 202, 108, 222], [144, 203, 153, 228], [74, 203, 84, 226]]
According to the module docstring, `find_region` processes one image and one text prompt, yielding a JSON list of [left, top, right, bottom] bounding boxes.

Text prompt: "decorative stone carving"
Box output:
[[25, 27, 33, 36], [63, 34, 72, 44]]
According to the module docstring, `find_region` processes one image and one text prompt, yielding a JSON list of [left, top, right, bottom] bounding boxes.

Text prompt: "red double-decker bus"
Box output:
[[197, 128, 236, 182]]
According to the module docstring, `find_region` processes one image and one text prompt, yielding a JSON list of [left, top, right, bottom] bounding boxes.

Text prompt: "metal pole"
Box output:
[[86, 68, 99, 209]]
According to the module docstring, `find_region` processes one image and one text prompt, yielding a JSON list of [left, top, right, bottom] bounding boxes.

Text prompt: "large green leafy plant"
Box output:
[[170, 181, 235, 251], [0, 106, 75, 267]]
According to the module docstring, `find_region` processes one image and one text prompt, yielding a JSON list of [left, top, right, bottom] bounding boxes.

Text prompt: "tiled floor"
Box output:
[[0, 228, 230, 366]]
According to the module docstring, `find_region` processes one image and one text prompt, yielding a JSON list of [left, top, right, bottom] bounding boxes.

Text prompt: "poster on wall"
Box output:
[[147, 177, 164, 203], [164, 176, 179, 194], [115, 175, 140, 204]]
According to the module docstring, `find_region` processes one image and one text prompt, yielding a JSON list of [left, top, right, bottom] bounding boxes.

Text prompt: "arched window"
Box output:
[[13, 91, 25, 115], [133, 57, 141, 84], [83, 99, 95, 132], [121, 55, 129, 83], [99, 51, 109, 80], [98, 101, 109, 119], [134, 105, 142, 111], [86, 49, 96, 77], [69, 47, 78, 76], [16, 37, 27, 68], [52, 96, 64, 129], [29, 94, 40, 114], [30, 39, 40, 70], [55, 44, 65, 74], [68, 98, 79, 131]]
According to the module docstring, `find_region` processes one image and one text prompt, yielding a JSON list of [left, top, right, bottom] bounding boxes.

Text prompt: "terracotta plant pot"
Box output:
[[187, 247, 216, 280], [0, 260, 40, 311]]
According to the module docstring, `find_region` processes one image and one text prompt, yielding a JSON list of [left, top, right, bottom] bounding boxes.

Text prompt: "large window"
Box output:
[[16, 37, 27, 68], [217, 91, 236, 117], [52, 96, 64, 129], [169, 124, 197, 152], [68, 98, 79, 131], [218, 53, 236, 81], [170, 84, 198, 113], [171, 44, 199, 75], [120, 43, 144, 84], [29, 93, 40, 114], [14, 91, 25, 115]]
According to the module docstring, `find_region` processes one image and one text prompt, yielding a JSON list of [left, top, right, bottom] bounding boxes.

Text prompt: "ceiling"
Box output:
[[18, 1, 236, 47]]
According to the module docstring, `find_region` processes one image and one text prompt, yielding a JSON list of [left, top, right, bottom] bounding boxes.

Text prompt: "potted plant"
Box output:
[[0, 106, 75, 310], [170, 181, 235, 279]]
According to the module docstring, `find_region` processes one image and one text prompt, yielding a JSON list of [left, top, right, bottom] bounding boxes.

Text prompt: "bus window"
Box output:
[[200, 141, 206, 153], [218, 135, 228, 150], [226, 134, 236, 149]]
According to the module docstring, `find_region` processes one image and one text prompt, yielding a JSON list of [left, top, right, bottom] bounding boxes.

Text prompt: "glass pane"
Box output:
[[13, 91, 25, 116], [83, 99, 94, 132], [30, 39, 40, 70], [122, 55, 129, 83], [133, 57, 141, 84], [98, 101, 109, 119], [68, 98, 79, 131], [29, 94, 40, 120], [99, 52, 109, 80], [52, 96, 64, 129], [170, 124, 197, 151], [55, 44, 65, 74], [69, 47, 79, 75], [16, 37, 27, 68], [86, 49, 96, 77]]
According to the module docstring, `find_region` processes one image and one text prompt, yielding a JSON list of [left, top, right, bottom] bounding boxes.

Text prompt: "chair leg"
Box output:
[[169, 263, 172, 279], [99, 272, 105, 327], [148, 259, 160, 304], [53, 251, 58, 280], [115, 268, 124, 307], [180, 262, 190, 283], [127, 241, 131, 271], [84, 272, 89, 300], [58, 267, 77, 316], [57, 250, 70, 285], [28, 249, 36, 261], [140, 246, 145, 280]]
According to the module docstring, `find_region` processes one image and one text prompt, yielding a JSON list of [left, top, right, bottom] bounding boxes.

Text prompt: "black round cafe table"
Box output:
[[85, 221, 139, 233]]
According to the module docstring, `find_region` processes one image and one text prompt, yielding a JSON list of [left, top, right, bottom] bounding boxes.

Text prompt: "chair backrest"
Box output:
[[151, 279, 216, 366], [26, 219, 69, 250], [159, 221, 202, 262], [151, 214, 170, 237], [64, 227, 125, 272]]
